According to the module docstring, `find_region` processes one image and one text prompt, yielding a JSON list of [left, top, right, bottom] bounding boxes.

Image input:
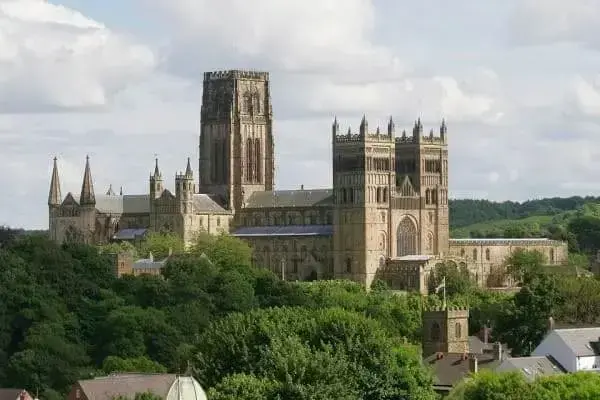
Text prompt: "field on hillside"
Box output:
[[450, 214, 557, 238]]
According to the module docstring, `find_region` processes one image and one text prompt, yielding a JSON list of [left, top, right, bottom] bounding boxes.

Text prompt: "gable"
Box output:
[[61, 192, 79, 206], [397, 176, 417, 197]]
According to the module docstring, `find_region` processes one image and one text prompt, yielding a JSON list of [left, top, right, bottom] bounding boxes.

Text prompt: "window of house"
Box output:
[[473, 249, 478, 261], [217, 217, 221, 226]]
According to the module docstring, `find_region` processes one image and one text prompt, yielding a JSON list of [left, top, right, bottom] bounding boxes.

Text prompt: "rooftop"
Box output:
[[232, 224, 332, 237], [496, 356, 565, 381]]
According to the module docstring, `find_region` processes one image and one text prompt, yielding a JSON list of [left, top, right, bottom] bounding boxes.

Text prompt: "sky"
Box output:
[[2, 0, 600, 229]]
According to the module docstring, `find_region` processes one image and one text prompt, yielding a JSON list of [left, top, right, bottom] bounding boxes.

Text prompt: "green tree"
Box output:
[[138, 232, 183, 259], [429, 261, 476, 296], [102, 355, 166, 374]]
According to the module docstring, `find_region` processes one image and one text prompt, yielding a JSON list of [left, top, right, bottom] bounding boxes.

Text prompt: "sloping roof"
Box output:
[[232, 225, 333, 237], [496, 356, 565, 381], [391, 255, 434, 262], [0, 389, 27, 400], [425, 353, 501, 390], [193, 194, 230, 214], [113, 228, 148, 241], [553, 328, 600, 356], [245, 189, 333, 208], [66, 194, 150, 214], [78, 373, 177, 400]]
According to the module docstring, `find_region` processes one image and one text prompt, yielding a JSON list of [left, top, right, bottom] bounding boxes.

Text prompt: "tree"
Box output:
[[102, 356, 166, 374], [429, 261, 476, 296], [505, 249, 546, 284], [138, 232, 183, 259]]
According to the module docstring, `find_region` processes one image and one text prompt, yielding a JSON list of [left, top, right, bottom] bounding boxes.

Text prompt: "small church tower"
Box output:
[[150, 158, 164, 199], [422, 306, 469, 357]]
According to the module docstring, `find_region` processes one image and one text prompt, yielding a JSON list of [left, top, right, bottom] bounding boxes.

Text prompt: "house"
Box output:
[[0, 390, 34, 400], [421, 307, 508, 395], [496, 356, 565, 381], [532, 327, 600, 373], [67, 373, 207, 400]]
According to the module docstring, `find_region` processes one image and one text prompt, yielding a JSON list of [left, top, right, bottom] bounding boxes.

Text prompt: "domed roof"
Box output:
[[166, 376, 207, 400]]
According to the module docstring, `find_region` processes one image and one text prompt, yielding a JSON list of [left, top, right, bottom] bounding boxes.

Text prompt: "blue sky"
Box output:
[[2, 0, 600, 228]]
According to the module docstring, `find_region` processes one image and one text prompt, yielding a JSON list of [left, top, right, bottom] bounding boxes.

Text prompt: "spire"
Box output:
[[106, 184, 116, 196], [48, 157, 62, 206], [185, 157, 193, 177], [332, 116, 339, 137], [154, 157, 162, 178], [119, 186, 123, 195], [387, 116, 395, 136], [80, 155, 95, 206], [440, 118, 447, 141], [359, 114, 368, 136]]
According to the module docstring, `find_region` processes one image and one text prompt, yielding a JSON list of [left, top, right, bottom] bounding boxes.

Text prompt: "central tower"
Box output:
[[199, 70, 274, 211]]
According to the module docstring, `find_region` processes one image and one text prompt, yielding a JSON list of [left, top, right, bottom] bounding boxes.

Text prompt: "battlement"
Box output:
[[204, 69, 269, 81], [333, 116, 447, 145], [423, 306, 470, 317], [334, 130, 395, 144]]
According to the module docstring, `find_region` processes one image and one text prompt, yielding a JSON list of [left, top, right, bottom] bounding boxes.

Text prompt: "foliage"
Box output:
[[0, 234, 433, 397], [448, 370, 600, 400], [138, 232, 184, 259]]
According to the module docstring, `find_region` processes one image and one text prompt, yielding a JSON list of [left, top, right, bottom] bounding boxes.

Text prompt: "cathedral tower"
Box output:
[[394, 119, 449, 255], [332, 116, 395, 287], [198, 70, 274, 212], [149, 158, 163, 199], [176, 158, 195, 215], [48, 157, 62, 241]]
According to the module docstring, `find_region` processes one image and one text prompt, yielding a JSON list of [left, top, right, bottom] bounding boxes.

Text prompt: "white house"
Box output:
[[532, 327, 600, 373]]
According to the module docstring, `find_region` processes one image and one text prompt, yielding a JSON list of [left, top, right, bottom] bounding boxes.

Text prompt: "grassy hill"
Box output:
[[450, 214, 557, 238]]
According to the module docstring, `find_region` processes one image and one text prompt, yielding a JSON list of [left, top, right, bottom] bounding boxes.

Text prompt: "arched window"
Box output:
[[376, 187, 382, 203], [348, 188, 354, 203], [550, 248, 555, 262], [431, 322, 441, 341], [426, 189, 431, 204], [397, 217, 418, 256], [460, 248, 465, 257], [485, 248, 491, 261], [473, 248, 478, 261], [345, 257, 352, 273], [340, 188, 346, 204], [432, 190, 437, 204], [383, 187, 388, 202], [455, 322, 462, 338]]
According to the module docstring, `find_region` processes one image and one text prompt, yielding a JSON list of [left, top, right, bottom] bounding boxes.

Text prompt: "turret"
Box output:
[[387, 116, 395, 136], [175, 158, 194, 214], [332, 116, 340, 140], [150, 158, 163, 199], [359, 115, 368, 136], [440, 118, 447, 142], [79, 155, 95, 207], [412, 118, 423, 143], [48, 157, 62, 206]]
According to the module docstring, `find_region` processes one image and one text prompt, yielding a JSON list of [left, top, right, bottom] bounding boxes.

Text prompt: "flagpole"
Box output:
[[442, 276, 446, 310]]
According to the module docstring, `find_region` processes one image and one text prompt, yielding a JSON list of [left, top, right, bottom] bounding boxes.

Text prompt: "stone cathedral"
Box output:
[[47, 69, 568, 292]]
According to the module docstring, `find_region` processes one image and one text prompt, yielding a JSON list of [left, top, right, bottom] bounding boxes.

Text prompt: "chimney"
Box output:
[[548, 316, 555, 333], [481, 326, 490, 344], [493, 342, 502, 361], [300, 184, 304, 190], [468, 354, 478, 373]]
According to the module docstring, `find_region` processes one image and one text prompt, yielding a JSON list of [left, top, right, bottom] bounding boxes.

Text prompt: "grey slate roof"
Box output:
[[77, 373, 177, 400], [0, 389, 28, 400], [62, 193, 229, 215], [232, 224, 333, 237], [193, 194, 230, 214], [113, 228, 148, 241], [245, 189, 333, 208], [553, 328, 600, 356], [496, 356, 565, 381], [425, 352, 501, 390]]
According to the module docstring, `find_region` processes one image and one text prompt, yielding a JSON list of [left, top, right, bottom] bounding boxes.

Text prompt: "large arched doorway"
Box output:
[[397, 217, 418, 256]]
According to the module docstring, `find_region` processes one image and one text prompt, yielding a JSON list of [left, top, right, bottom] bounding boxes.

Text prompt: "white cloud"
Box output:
[[510, 0, 600, 48], [0, 0, 155, 112]]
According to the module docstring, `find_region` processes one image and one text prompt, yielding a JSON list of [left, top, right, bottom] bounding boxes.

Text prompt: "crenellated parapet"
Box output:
[[332, 115, 447, 145], [204, 70, 269, 81], [422, 306, 470, 318]]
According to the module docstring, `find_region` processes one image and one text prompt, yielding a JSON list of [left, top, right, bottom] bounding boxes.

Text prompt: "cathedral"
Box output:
[[48, 69, 569, 291]]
